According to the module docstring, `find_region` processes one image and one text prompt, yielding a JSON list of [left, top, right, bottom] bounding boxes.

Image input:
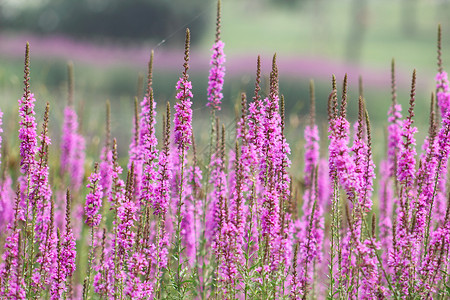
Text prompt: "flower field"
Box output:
[[1, 1, 450, 299]]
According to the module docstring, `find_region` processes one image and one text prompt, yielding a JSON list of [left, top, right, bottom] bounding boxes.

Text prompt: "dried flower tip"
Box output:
[[149, 88, 155, 128], [253, 55, 262, 102], [146, 50, 154, 99], [408, 69, 417, 121], [112, 138, 118, 166], [215, 0, 222, 42], [438, 24, 443, 73], [331, 74, 338, 119], [391, 58, 397, 105], [134, 96, 139, 146], [270, 53, 279, 99], [235, 139, 240, 162], [65, 189, 71, 230], [372, 213, 376, 238], [164, 101, 171, 149], [327, 92, 333, 122], [241, 92, 247, 118], [340, 73, 348, 119], [183, 28, 191, 76], [24, 42, 30, 98], [126, 162, 135, 201], [365, 109, 372, 156], [221, 123, 226, 163], [429, 92, 436, 135], [357, 96, 365, 140], [42, 102, 50, 137]]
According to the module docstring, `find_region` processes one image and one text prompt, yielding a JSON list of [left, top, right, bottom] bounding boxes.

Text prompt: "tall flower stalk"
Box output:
[[207, 0, 226, 112], [170, 28, 193, 297]]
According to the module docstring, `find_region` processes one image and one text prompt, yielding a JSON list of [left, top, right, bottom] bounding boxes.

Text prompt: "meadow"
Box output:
[[1, 0, 450, 299]]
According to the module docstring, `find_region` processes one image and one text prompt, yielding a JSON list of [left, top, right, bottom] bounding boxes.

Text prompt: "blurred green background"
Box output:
[[0, 0, 449, 174]]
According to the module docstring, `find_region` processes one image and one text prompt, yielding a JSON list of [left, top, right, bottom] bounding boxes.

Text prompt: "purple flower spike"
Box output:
[[436, 71, 450, 116], [174, 29, 193, 151], [207, 40, 226, 111], [207, 0, 225, 111], [61, 106, 85, 190], [19, 92, 38, 175], [85, 164, 103, 227]]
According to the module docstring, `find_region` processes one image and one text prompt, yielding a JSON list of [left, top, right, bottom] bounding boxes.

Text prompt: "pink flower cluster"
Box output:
[[207, 40, 226, 110]]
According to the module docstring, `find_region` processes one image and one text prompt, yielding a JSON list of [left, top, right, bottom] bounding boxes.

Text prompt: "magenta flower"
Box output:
[[60, 106, 85, 190], [436, 71, 450, 116], [328, 115, 356, 198], [397, 71, 417, 189], [85, 165, 103, 227], [397, 118, 417, 188], [0, 229, 26, 299], [174, 30, 193, 152], [174, 77, 193, 151], [387, 103, 402, 176], [0, 176, 14, 232], [99, 147, 113, 199], [0, 109, 14, 232], [296, 104, 324, 295], [18, 92, 38, 175], [303, 124, 319, 188], [207, 40, 226, 111], [139, 93, 159, 207]]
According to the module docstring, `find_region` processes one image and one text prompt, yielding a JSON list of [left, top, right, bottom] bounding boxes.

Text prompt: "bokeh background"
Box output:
[[0, 0, 449, 173]]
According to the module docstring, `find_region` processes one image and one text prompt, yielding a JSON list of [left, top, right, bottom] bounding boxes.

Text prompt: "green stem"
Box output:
[[174, 147, 186, 298], [84, 226, 95, 300]]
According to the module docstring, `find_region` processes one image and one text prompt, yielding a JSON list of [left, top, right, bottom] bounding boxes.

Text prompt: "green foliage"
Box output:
[[0, 0, 208, 45]]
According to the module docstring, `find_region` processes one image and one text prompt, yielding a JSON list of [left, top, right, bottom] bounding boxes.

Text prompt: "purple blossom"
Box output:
[[396, 118, 417, 188], [139, 95, 158, 207], [207, 40, 226, 110], [328, 115, 356, 198], [116, 200, 138, 255], [174, 78, 193, 151], [0, 176, 14, 232], [153, 148, 172, 217], [28, 105, 53, 268], [99, 147, 113, 199], [303, 124, 319, 188], [60, 106, 85, 190], [0, 229, 26, 299], [0, 109, 13, 231], [18, 92, 38, 175], [378, 160, 393, 268], [72, 133, 86, 190], [208, 152, 228, 249], [436, 71, 450, 116], [295, 121, 324, 295], [51, 200, 77, 298], [85, 167, 103, 227], [387, 103, 402, 176], [174, 30, 193, 152]]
